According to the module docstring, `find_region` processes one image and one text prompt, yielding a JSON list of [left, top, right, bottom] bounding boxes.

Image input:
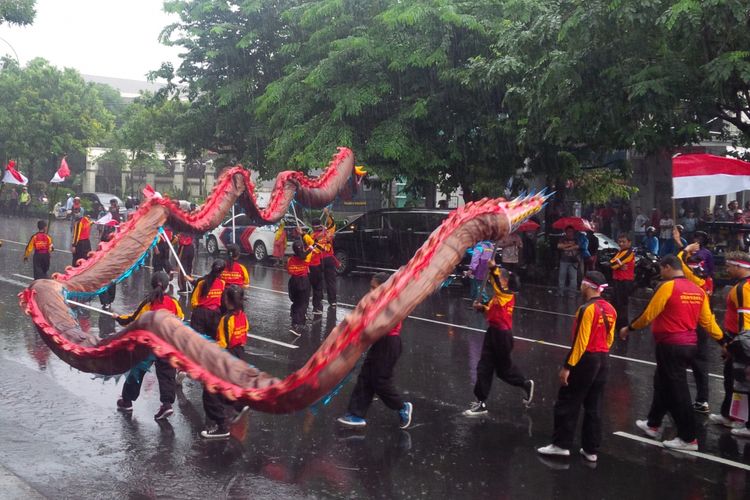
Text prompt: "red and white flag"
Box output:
[[2, 160, 28, 185], [673, 154, 750, 198], [142, 184, 162, 199], [50, 156, 71, 183], [95, 212, 118, 226]]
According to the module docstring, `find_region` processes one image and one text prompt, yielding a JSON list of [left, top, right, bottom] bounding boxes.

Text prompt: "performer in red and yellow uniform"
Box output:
[[201, 285, 249, 439], [24, 220, 54, 279], [538, 271, 615, 462], [115, 271, 185, 420], [176, 232, 196, 293], [287, 240, 312, 335], [463, 265, 533, 416], [609, 233, 635, 329], [309, 208, 337, 312], [220, 244, 250, 287], [71, 208, 92, 267], [622, 255, 723, 452], [190, 259, 227, 337]]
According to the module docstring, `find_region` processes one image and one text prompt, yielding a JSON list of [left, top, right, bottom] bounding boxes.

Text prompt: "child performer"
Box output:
[[176, 232, 196, 294], [115, 271, 184, 420], [287, 240, 312, 336], [24, 220, 54, 279], [221, 244, 250, 288], [71, 208, 93, 267], [337, 272, 413, 429], [152, 227, 173, 275], [463, 265, 534, 417], [537, 271, 616, 463], [190, 259, 227, 337], [609, 233, 635, 330], [201, 285, 250, 439]]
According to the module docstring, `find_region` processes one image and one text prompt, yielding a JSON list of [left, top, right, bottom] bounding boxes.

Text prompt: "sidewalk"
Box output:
[[0, 464, 45, 499]]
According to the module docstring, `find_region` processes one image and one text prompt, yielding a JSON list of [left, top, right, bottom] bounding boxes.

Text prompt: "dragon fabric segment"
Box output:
[[19, 155, 548, 413]]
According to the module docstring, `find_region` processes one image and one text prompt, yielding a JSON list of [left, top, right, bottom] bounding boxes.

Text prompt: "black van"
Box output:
[[333, 208, 451, 274]]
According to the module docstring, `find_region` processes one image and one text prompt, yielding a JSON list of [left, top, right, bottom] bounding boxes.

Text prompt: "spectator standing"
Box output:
[[499, 233, 523, 275], [633, 207, 648, 245], [658, 212, 674, 250], [680, 209, 698, 240], [10, 187, 18, 216], [18, 187, 30, 217], [557, 226, 581, 296]]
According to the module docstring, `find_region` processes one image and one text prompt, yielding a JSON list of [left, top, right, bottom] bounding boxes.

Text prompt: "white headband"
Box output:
[[582, 279, 608, 293], [727, 259, 750, 269]]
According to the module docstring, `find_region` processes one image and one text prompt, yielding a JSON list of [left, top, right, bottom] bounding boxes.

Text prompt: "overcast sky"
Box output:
[[0, 0, 183, 81]]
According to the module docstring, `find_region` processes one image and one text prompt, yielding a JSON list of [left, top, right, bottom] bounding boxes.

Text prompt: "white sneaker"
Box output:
[[662, 437, 698, 451], [537, 444, 570, 457], [579, 448, 598, 462], [730, 427, 750, 438], [636, 419, 663, 440], [708, 413, 739, 428]]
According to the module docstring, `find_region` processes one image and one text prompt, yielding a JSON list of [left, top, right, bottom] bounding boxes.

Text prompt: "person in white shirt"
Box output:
[[633, 207, 648, 244], [659, 215, 674, 249], [65, 194, 74, 211]]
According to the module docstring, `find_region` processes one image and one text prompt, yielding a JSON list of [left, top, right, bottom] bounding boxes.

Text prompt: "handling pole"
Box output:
[[159, 227, 193, 292]]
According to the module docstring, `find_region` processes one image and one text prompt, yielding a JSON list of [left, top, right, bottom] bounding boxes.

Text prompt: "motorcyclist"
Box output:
[[642, 226, 659, 255]]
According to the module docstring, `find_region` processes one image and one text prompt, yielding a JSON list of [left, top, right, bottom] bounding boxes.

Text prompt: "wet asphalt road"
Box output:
[[0, 216, 747, 499]]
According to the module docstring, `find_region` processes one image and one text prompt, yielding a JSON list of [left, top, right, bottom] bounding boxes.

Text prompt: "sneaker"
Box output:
[[730, 427, 750, 438], [463, 401, 488, 417], [537, 444, 570, 457], [329, 303, 337, 309], [579, 448, 598, 462], [399, 402, 413, 429], [312, 309, 323, 316], [337, 414, 367, 427], [289, 326, 302, 337], [200, 425, 230, 439], [693, 401, 710, 414], [231, 406, 250, 425], [154, 404, 174, 420], [636, 419, 663, 440], [708, 413, 739, 428], [523, 380, 535, 406], [662, 437, 698, 451], [175, 371, 187, 385], [101, 303, 111, 311], [116, 398, 133, 412]]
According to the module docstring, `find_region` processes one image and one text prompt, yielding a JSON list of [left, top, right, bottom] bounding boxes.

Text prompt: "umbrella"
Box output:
[[552, 217, 594, 232], [517, 220, 540, 232]]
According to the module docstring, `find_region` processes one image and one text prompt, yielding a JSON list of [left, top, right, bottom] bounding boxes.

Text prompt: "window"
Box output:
[[361, 214, 383, 231]]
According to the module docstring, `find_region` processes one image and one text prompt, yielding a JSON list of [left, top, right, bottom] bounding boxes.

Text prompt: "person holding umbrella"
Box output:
[[557, 225, 581, 296]]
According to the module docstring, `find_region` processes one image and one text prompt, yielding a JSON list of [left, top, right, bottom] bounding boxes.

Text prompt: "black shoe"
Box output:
[[329, 303, 337, 309], [117, 398, 133, 412], [200, 425, 230, 440], [523, 380, 535, 406], [693, 401, 710, 414], [154, 403, 174, 420]]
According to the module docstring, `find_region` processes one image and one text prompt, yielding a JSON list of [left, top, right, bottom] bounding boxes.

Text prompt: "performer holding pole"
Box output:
[[24, 220, 54, 279]]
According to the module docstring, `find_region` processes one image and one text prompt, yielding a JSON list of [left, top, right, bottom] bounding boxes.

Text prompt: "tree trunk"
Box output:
[[423, 181, 437, 208]]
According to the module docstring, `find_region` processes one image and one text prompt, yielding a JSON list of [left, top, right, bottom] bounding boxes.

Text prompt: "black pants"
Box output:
[[72, 239, 91, 267], [721, 356, 735, 418], [153, 244, 172, 274], [309, 264, 324, 311], [612, 280, 634, 329], [32, 253, 50, 279], [690, 327, 710, 403], [647, 343, 697, 442], [178, 244, 194, 292], [202, 346, 245, 427], [289, 275, 311, 325], [473, 327, 527, 402], [321, 256, 338, 305], [190, 307, 222, 338], [553, 352, 609, 453], [122, 357, 176, 404], [347, 335, 404, 418], [99, 282, 116, 306]]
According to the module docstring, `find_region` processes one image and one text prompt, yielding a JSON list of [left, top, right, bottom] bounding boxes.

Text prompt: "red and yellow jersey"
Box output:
[[725, 278, 750, 335], [312, 216, 336, 258], [630, 277, 722, 344], [303, 233, 321, 266], [177, 233, 193, 247], [483, 288, 515, 331], [25, 232, 53, 257], [565, 299, 616, 368], [287, 255, 310, 277], [191, 278, 226, 310], [116, 295, 184, 325], [217, 310, 249, 349], [678, 250, 713, 295], [72, 217, 93, 244], [610, 248, 634, 281], [221, 261, 250, 287]]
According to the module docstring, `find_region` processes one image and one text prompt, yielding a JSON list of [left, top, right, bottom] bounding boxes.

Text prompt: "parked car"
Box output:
[[79, 192, 127, 218], [205, 212, 295, 261], [333, 208, 453, 275]]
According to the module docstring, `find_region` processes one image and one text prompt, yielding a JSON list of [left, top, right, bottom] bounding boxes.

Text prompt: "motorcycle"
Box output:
[[597, 246, 660, 290]]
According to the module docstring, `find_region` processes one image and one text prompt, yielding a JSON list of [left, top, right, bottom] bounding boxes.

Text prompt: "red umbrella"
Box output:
[[552, 217, 594, 232], [517, 220, 540, 232]]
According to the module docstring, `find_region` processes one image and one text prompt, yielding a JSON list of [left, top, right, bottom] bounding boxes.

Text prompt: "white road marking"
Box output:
[[12, 274, 34, 281], [248, 334, 298, 349], [614, 431, 750, 471]]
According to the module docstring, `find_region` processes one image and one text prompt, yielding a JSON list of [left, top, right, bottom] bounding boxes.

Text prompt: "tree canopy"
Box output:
[[0, 0, 35, 26]]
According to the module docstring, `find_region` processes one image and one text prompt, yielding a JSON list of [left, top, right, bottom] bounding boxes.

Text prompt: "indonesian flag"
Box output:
[[95, 212, 118, 226], [673, 154, 750, 198], [50, 156, 71, 183], [142, 184, 162, 199], [2, 160, 28, 185]]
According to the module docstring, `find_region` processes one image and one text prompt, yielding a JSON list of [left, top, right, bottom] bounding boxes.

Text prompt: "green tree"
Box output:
[[0, 0, 35, 26], [0, 58, 114, 181]]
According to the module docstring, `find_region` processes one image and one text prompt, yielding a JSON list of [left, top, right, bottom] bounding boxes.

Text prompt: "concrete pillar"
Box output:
[[121, 164, 131, 196], [204, 161, 215, 195], [83, 157, 98, 193], [173, 157, 185, 194]]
